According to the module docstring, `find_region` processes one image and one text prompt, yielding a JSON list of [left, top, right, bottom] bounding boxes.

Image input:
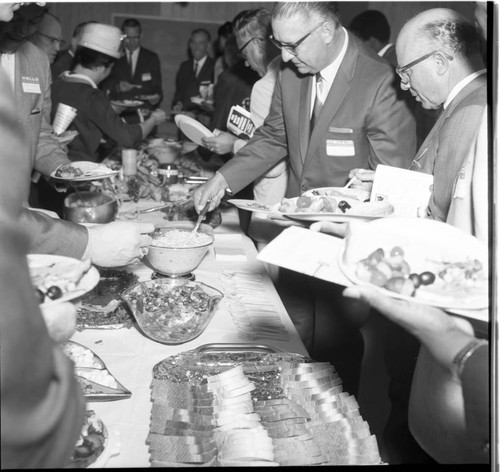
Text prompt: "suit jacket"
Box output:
[[103, 47, 163, 103], [0, 68, 85, 468], [172, 56, 215, 110], [410, 73, 487, 222], [14, 41, 69, 177], [51, 49, 74, 80], [221, 32, 416, 197]]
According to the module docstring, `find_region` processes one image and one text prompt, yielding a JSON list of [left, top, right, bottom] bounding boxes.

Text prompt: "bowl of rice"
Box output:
[[147, 221, 214, 276]]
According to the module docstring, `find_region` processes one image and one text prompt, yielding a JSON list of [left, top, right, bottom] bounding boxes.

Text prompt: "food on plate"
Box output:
[[55, 163, 113, 179], [124, 281, 222, 344], [76, 368, 119, 389], [29, 257, 92, 303], [278, 195, 393, 216], [309, 187, 369, 201], [77, 269, 138, 329], [152, 229, 213, 248], [353, 245, 486, 298], [54, 163, 85, 179], [62, 341, 104, 368], [68, 410, 107, 468]]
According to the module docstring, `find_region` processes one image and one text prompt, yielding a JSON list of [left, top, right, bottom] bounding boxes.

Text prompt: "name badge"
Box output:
[[142, 72, 152, 82], [326, 139, 355, 157], [22, 76, 41, 94]]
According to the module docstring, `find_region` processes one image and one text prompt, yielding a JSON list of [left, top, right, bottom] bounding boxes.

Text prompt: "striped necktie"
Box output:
[[310, 72, 324, 133], [193, 60, 199, 77], [128, 51, 134, 77]]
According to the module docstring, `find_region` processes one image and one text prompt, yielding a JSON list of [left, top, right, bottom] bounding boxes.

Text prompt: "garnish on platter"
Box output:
[[339, 218, 489, 310], [77, 269, 138, 330], [51, 161, 119, 182], [62, 341, 131, 401], [28, 255, 98, 306]]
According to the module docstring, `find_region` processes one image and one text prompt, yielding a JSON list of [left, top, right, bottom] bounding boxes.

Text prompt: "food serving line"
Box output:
[[71, 204, 314, 467]]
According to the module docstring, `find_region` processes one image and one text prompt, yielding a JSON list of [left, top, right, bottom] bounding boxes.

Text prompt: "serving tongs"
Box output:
[[192, 200, 211, 233], [139, 202, 173, 214]]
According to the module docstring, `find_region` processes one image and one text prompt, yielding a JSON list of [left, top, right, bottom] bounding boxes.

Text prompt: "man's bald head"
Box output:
[[30, 11, 64, 63]]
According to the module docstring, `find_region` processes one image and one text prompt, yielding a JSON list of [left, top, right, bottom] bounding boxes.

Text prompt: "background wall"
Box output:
[[48, 1, 476, 109]]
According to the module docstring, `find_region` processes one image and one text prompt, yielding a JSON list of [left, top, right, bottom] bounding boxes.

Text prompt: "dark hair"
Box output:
[[121, 18, 141, 33], [218, 21, 233, 39], [349, 10, 390, 43], [191, 28, 211, 42], [232, 8, 272, 39], [272, 2, 341, 28], [72, 20, 97, 39], [420, 16, 482, 58], [73, 45, 116, 70]]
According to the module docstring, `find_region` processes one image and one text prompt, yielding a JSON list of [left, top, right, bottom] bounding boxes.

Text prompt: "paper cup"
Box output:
[[53, 103, 77, 136], [121, 148, 138, 176]]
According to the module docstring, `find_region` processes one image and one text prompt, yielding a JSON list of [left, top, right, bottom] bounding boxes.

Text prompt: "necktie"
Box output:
[[193, 60, 199, 77], [128, 51, 134, 77], [310, 73, 324, 134]]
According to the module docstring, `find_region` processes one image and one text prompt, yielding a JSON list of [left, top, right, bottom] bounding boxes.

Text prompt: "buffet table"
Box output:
[[71, 205, 309, 467]]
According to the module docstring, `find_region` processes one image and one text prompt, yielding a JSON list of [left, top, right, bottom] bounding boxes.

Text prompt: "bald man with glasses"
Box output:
[[194, 1, 416, 398]]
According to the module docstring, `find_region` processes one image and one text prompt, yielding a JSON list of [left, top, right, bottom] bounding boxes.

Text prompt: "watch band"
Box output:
[[453, 339, 488, 377]]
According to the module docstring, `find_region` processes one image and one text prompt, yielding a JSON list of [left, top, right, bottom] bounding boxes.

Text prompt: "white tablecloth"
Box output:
[[71, 206, 307, 467]]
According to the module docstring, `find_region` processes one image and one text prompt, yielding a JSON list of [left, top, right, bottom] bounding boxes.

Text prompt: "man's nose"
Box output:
[[281, 49, 294, 63]]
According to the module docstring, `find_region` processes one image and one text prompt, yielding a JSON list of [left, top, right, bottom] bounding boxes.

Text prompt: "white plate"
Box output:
[[111, 99, 144, 108], [277, 197, 393, 223], [54, 130, 79, 145], [338, 218, 489, 311], [303, 186, 371, 202], [51, 161, 120, 182], [228, 199, 275, 214], [174, 114, 214, 147], [28, 254, 100, 307]]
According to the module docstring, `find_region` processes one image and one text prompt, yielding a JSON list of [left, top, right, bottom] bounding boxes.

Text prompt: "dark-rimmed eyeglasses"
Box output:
[[36, 31, 65, 47], [237, 36, 264, 55], [268, 23, 323, 56], [396, 50, 454, 83]]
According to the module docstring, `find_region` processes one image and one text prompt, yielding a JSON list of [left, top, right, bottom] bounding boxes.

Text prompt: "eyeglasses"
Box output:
[[125, 35, 141, 40], [268, 23, 323, 56], [237, 36, 264, 55], [36, 31, 65, 47], [396, 50, 453, 83]]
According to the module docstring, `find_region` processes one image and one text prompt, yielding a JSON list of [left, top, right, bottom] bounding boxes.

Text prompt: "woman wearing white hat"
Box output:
[[50, 23, 167, 162]]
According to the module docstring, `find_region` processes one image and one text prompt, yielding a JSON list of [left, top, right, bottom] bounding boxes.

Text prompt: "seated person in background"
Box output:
[[29, 10, 65, 65], [203, 8, 288, 207], [101, 17, 163, 121], [172, 28, 215, 122], [51, 23, 167, 163], [0, 60, 85, 468], [52, 20, 97, 80]]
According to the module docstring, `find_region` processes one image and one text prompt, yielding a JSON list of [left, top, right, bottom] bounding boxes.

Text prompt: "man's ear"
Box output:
[[434, 51, 451, 76], [321, 21, 336, 45]]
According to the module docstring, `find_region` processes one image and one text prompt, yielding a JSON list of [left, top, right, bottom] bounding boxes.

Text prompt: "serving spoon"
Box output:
[[192, 200, 211, 233]]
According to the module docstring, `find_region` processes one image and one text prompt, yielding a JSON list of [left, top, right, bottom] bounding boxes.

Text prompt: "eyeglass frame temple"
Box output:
[[396, 50, 454, 81]]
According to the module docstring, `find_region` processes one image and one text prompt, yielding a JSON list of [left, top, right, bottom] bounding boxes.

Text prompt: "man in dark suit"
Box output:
[[172, 28, 215, 114], [349, 10, 396, 66], [194, 2, 416, 396], [103, 18, 163, 110]]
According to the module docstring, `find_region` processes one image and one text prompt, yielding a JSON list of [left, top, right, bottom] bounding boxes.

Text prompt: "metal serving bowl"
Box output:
[[148, 140, 183, 164], [146, 221, 214, 277], [63, 191, 118, 224]]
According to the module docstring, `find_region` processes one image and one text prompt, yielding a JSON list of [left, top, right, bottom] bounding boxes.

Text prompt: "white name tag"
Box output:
[[142, 72, 152, 81], [326, 139, 355, 157], [22, 76, 41, 94]]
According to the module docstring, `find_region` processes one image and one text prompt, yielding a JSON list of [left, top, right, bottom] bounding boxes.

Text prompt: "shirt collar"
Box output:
[[195, 55, 207, 69], [444, 69, 487, 109], [318, 26, 349, 85], [62, 71, 98, 89], [378, 43, 393, 57]]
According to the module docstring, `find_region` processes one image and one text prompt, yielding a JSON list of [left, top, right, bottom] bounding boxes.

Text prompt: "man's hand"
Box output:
[[348, 168, 375, 192], [85, 221, 155, 267], [118, 81, 140, 92], [150, 109, 167, 125], [40, 302, 77, 344], [192, 173, 229, 213], [309, 221, 347, 238], [342, 285, 475, 376], [201, 130, 238, 154]]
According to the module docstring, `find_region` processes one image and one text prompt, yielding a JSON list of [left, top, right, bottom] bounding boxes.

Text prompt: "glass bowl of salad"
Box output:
[[121, 278, 223, 344]]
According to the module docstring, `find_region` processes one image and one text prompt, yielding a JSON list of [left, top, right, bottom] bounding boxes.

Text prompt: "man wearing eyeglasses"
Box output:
[[29, 11, 64, 64], [194, 2, 416, 397], [396, 8, 487, 223]]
